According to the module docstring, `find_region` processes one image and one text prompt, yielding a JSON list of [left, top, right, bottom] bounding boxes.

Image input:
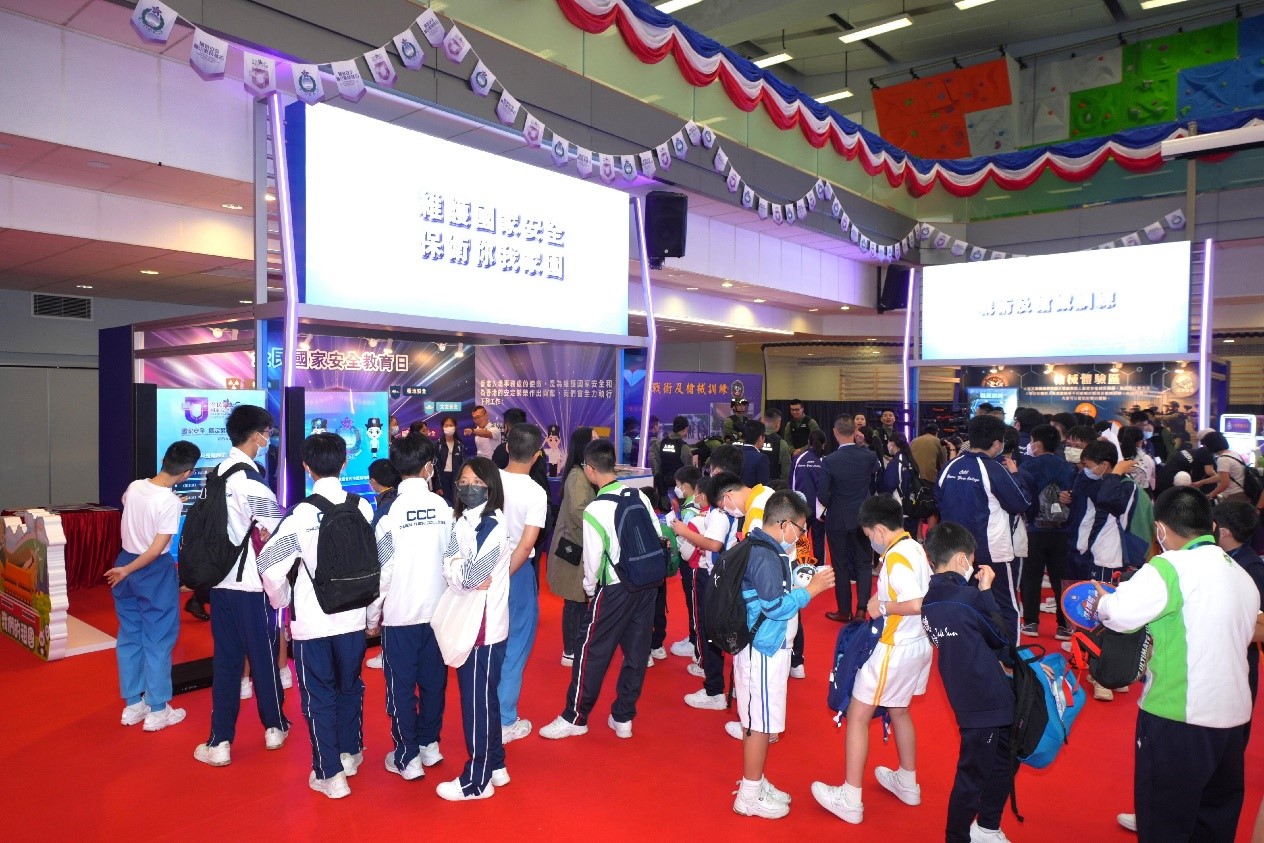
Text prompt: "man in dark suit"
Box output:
[[817, 415, 880, 621]]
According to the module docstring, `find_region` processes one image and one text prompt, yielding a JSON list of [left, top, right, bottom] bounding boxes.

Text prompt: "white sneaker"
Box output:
[[264, 727, 289, 750], [560, 654, 573, 668], [120, 700, 151, 726], [279, 664, 293, 689], [384, 751, 424, 781], [193, 741, 231, 767], [1041, 574, 1051, 589], [436, 777, 494, 801], [419, 741, 443, 766], [1040, 597, 1057, 614], [143, 706, 187, 732], [501, 718, 532, 744], [687, 662, 706, 678], [1115, 683, 1131, 693], [734, 786, 790, 819], [761, 777, 792, 804], [309, 770, 351, 799], [789, 664, 806, 679], [875, 766, 921, 805], [240, 677, 253, 700], [811, 781, 863, 824], [650, 647, 668, 660], [684, 689, 727, 710], [340, 751, 364, 777], [969, 821, 1011, 842], [670, 638, 695, 657], [1117, 813, 1137, 832], [491, 767, 510, 787], [539, 715, 588, 740], [647, 655, 655, 667], [365, 654, 383, 669], [725, 720, 747, 740], [1061, 641, 1073, 652], [607, 714, 633, 739]]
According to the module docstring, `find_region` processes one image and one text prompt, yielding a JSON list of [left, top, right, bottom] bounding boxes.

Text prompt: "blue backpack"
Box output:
[[1013, 646, 1085, 769], [593, 487, 669, 591], [827, 616, 887, 723]]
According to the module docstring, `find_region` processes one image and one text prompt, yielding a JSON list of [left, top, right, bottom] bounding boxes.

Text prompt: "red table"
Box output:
[[4, 506, 121, 592]]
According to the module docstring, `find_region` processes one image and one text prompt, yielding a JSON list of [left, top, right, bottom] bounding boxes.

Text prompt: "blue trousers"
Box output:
[[498, 563, 538, 727], [458, 641, 506, 794], [293, 630, 366, 780], [383, 622, 447, 769], [112, 551, 179, 709], [207, 588, 289, 745]]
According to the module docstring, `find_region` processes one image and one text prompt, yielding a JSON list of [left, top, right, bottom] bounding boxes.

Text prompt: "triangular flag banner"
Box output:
[[417, 9, 446, 46], [1144, 222, 1165, 242], [131, 2, 178, 44], [671, 133, 688, 160], [814, 180, 827, 200], [243, 53, 276, 100], [684, 121, 702, 145], [742, 185, 755, 209], [639, 151, 657, 179], [805, 192, 817, 212], [951, 240, 967, 257], [772, 204, 784, 225], [969, 246, 986, 261], [495, 90, 520, 125], [1165, 209, 1187, 230], [757, 199, 769, 220], [656, 143, 671, 170], [292, 64, 325, 105], [933, 232, 951, 250], [918, 223, 934, 241], [599, 154, 616, 183], [859, 236, 870, 251], [394, 29, 425, 71], [713, 147, 729, 173], [576, 148, 593, 178], [523, 113, 545, 147], [850, 226, 861, 243], [893, 243, 903, 260], [795, 198, 808, 219], [619, 155, 637, 181], [442, 26, 471, 64], [1122, 233, 1142, 247], [331, 60, 366, 103], [550, 135, 569, 166], [189, 28, 229, 81], [839, 212, 850, 232], [1101, 242, 1116, 249], [701, 125, 716, 149], [823, 182, 834, 200], [989, 251, 1007, 260], [831, 199, 843, 219], [470, 61, 495, 96], [726, 168, 741, 193], [784, 204, 797, 225], [364, 48, 397, 87]]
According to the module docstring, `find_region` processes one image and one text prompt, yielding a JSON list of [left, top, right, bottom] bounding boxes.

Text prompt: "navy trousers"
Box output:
[[651, 580, 668, 650], [561, 599, 588, 659], [678, 564, 696, 646], [981, 560, 1020, 646], [292, 630, 366, 780], [691, 571, 726, 696], [563, 582, 656, 725], [457, 641, 506, 794], [1135, 710, 1247, 843], [826, 526, 870, 614], [383, 622, 447, 769], [207, 588, 288, 746], [946, 725, 1013, 843]]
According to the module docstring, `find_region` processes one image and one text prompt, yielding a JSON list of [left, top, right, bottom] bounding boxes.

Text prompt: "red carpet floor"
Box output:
[[5, 574, 1264, 842]]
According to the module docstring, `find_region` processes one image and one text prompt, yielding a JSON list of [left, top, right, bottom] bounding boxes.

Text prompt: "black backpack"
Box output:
[[902, 460, 937, 520], [594, 488, 669, 591], [289, 493, 380, 616], [178, 463, 257, 590], [1035, 481, 1069, 528], [1069, 624, 1154, 690], [703, 540, 764, 655], [1223, 453, 1264, 503]]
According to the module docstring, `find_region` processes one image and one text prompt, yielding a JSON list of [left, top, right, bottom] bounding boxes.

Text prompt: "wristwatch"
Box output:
[[878, 600, 889, 617]]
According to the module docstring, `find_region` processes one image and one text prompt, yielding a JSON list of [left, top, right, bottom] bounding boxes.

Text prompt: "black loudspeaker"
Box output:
[[877, 265, 911, 314], [644, 191, 688, 262]]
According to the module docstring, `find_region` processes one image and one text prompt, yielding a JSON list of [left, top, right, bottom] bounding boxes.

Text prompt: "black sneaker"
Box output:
[[1020, 623, 1039, 638], [1055, 625, 1073, 641], [184, 597, 209, 621]]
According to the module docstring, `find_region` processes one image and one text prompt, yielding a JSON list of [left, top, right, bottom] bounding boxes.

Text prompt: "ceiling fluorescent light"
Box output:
[[840, 16, 912, 44], [656, 0, 704, 13], [628, 309, 794, 335], [754, 52, 793, 68], [817, 90, 854, 104], [954, 0, 998, 9], [1139, 0, 1188, 9]]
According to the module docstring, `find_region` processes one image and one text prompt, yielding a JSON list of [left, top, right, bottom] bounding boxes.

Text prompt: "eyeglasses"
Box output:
[[781, 519, 808, 537]]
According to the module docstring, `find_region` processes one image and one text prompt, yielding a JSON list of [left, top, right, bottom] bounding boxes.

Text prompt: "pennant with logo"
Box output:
[[291, 64, 325, 105], [1164, 209, 1186, 230], [1102, 242, 1117, 249], [772, 204, 784, 225], [839, 212, 850, 232], [831, 199, 843, 219], [189, 28, 229, 81], [823, 181, 834, 200], [599, 153, 616, 183], [918, 223, 934, 241], [713, 147, 729, 173], [417, 9, 446, 46], [1144, 222, 1165, 242], [850, 226, 861, 243], [757, 199, 769, 220], [1122, 233, 1142, 247], [442, 26, 471, 64], [784, 204, 797, 225], [805, 192, 817, 212], [496, 90, 520, 125], [859, 236, 870, 251], [243, 53, 276, 100], [989, 251, 1008, 260], [700, 125, 716, 149], [795, 198, 808, 219], [576, 147, 593, 178], [550, 135, 569, 166], [131, 1, 178, 44], [684, 121, 702, 145], [950, 240, 968, 257], [364, 48, 397, 87], [470, 61, 495, 97], [639, 151, 657, 179], [331, 60, 366, 103], [933, 231, 950, 250], [726, 168, 741, 193], [523, 113, 545, 148], [656, 143, 672, 170], [671, 133, 688, 160], [394, 29, 425, 71], [969, 246, 986, 261], [741, 185, 755, 209], [814, 180, 827, 200], [619, 155, 637, 181], [893, 243, 903, 260]]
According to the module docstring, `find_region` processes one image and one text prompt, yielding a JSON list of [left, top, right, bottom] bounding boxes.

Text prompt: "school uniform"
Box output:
[[852, 533, 931, 708], [258, 477, 374, 782], [444, 503, 511, 794], [673, 497, 702, 651], [921, 572, 1015, 843], [113, 479, 182, 711], [497, 469, 548, 730], [206, 448, 288, 748], [370, 477, 454, 771], [692, 506, 739, 695], [561, 481, 659, 727], [1098, 538, 1260, 842], [1065, 471, 1132, 580]]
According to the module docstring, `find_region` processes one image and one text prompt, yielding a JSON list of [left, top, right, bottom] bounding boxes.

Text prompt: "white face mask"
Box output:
[[1156, 524, 1169, 552], [1064, 446, 1083, 464], [674, 485, 685, 499], [443, 426, 456, 436]]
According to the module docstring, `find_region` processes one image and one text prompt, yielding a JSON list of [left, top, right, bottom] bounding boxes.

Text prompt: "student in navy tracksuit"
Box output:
[[936, 415, 1030, 644], [921, 522, 1015, 843], [1064, 440, 1134, 582], [1016, 423, 1076, 639]]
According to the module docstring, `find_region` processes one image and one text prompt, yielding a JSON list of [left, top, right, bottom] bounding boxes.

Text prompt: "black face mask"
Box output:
[[457, 483, 489, 509]]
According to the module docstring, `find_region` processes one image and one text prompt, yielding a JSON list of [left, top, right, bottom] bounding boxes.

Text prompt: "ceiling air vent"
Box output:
[[32, 293, 93, 320]]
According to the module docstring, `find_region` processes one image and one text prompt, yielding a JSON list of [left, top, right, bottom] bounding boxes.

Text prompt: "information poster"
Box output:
[[621, 350, 763, 444], [1, 511, 68, 661], [961, 363, 1200, 420], [303, 390, 390, 500]]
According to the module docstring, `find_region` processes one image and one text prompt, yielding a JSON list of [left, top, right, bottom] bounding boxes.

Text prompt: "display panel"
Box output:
[[965, 387, 1018, 422], [302, 390, 391, 502], [920, 241, 1191, 363], [295, 104, 630, 336]]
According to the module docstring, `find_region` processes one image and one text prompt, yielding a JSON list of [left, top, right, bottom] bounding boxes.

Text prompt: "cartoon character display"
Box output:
[[365, 416, 383, 457], [310, 417, 329, 435], [544, 424, 565, 478]]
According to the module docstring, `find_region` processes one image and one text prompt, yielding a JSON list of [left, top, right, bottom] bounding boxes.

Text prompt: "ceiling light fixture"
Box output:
[[655, 0, 704, 13], [85, 160, 111, 169], [76, 284, 94, 289], [808, 307, 819, 312], [816, 89, 854, 104], [840, 16, 912, 44], [265, 192, 277, 202], [1139, 0, 1188, 9], [752, 298, 766, 303], [453, 344, 465, 358], [724, 334, 734, 338], [840, 305, 851, 310], [1224, 338, 1236, 343], [436, 342, 447, 351], [140, 270, 159, 275], [754, 52, 793, 68], [238, 299, 252, 304], [686, 286, 699, 291], [221, 203, 244, 210], [954, 0, 998, 9], [667, 328, 677, 332], [721, 281, 734, 288], [627, 309, 794, 335]]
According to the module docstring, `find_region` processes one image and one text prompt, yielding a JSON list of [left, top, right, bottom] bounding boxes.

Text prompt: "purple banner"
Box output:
[[622, 356, 762, 443], [961, 363, 1201, 420]]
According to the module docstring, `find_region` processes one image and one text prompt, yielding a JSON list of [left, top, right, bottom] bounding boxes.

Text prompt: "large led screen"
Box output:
[[294, 104, 630, 336], [920, 240, 1191, 362]]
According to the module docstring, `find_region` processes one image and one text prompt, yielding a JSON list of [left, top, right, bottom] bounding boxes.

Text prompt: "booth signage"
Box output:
[[1, 511, 68, 661]]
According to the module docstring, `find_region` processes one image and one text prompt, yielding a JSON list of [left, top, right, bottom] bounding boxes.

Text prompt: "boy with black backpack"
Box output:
[[1017, 424, 1076, 640], [258, 432, 377, 799], [190, 405, 289, 768], [540, 438, 665, 741]]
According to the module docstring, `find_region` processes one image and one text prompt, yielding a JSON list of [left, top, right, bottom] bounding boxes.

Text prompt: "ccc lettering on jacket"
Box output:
[[405, 509, 439, 522]]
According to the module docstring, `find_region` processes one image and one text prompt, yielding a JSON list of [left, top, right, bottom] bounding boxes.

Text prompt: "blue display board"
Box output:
[[302, 390, 390, 501]]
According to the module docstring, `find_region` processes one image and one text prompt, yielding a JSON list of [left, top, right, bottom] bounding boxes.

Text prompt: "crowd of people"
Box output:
[[104, 399, 1264, 841]]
